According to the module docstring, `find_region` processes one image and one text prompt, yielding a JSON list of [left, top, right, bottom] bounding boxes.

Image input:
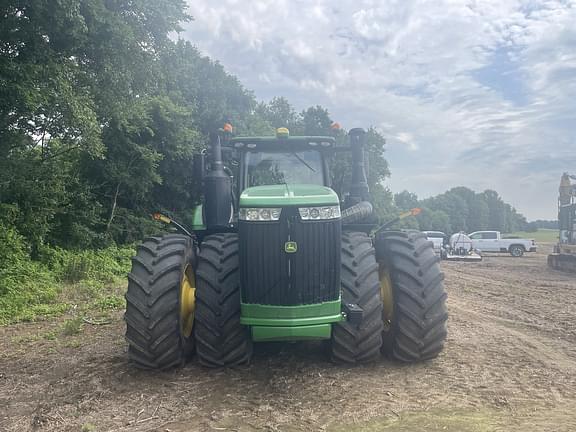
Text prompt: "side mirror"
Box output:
[[192, 153, 205, 185]]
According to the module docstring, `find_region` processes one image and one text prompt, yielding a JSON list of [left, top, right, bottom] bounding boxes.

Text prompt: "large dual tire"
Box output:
[[331, 231, 384, 363], [125, 234, 196, 369], [194, 233, 253, 367], [376, 231, 448, 362]]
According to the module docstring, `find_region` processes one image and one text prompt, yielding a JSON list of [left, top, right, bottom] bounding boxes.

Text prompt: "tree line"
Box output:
[[394, 187, 529, 234]]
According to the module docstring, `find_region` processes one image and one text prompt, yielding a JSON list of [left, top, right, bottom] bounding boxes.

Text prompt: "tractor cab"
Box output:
[[228, 130, 335, 191], [191, 128, 346, 232]]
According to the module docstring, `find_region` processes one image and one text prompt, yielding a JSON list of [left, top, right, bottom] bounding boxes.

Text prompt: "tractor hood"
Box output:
[[239, 184, 339, 207]]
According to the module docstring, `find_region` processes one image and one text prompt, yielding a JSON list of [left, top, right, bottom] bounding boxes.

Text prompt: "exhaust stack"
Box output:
[[346, 128, 370, 208], [204, 133, 233, 229]]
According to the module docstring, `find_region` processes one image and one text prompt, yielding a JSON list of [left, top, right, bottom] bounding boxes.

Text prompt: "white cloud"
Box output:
[[182, 0, 576, 219]]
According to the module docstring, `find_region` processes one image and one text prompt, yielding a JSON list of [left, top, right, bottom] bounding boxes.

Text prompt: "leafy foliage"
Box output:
[[0, 202, 132, 324], [0, 229, 132, 324], [0, 218, 60, 323], [395, 187, 528, 234]]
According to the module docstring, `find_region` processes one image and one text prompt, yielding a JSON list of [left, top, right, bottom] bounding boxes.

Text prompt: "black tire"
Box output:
[[376, 231, 448, 362], [125, 234, 195, 369], [330, 232, 384, 363], [440, 248, 447, 260], [194, 233, 252, 367], [509, 245, 524, 257]]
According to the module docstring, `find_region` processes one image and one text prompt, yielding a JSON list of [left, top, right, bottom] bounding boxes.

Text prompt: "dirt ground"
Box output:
[[2, 244, 576, 432]]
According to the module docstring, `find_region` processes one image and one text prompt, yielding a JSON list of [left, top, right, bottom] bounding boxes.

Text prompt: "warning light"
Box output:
[[398, 208, 422, 220], [152, 212, 172, 224], [276, 127, 290, 138]]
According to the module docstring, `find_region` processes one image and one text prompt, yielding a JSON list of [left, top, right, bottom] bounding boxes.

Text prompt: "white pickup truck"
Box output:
[[468, 231, 536, 257]]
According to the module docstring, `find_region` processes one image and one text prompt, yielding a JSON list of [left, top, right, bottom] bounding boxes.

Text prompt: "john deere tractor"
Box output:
[[124, 127, 448, 368]]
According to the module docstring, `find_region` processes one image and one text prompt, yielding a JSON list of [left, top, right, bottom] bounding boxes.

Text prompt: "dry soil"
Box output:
[[1, 244, 575, 431]]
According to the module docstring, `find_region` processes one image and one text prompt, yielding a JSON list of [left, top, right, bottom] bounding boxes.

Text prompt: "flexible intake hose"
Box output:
[[341, 201, 373, 224]]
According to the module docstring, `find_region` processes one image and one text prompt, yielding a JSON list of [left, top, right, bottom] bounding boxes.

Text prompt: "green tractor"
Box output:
[[124, 126, 448, 368]]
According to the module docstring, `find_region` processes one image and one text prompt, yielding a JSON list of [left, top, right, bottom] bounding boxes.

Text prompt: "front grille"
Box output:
[[239, 207, 341, 305]]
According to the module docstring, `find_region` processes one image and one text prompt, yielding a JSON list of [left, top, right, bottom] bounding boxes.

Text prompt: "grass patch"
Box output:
[[0, 223, 133, 325], [62, 317, 84, 336], [505, 229, 558, 243], [94, 294, 125, 311], [63, 339, 82, 348], [38, 244, 133, 284], [11, 333, 45, 344], [43, 331, 58, 341]]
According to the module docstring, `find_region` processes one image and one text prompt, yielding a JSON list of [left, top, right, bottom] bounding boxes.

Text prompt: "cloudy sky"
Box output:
[[182, 0, 576, 220]]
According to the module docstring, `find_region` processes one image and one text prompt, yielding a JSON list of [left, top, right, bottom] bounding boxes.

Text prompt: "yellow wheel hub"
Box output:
[[180, 264, 196, 338], [379, 266, 394, 332]]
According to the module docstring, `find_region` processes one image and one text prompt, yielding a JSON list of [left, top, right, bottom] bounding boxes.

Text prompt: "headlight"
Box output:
[[299, 205, 341, 220], [239, 207, 281, 221]]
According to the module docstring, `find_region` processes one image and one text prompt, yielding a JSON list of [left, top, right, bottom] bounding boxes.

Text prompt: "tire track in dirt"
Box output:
[[443, 252, 576, 346], [449, 298, 576, 371]]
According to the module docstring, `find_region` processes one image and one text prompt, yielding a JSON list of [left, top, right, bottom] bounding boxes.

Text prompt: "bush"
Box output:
[[0, 221, 134, 324], [38, 245, 133, 283], [0, 222, 60, 324]]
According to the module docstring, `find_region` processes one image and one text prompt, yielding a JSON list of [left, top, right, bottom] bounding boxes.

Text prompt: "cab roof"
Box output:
[[226, 135, 336, 147]]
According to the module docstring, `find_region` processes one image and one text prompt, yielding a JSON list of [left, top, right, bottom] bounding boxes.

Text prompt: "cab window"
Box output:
[[482, 232, 498, 239], [246, 150, 324, 187]]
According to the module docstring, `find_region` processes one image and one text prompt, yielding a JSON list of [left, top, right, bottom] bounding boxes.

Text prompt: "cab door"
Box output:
[[470, 232, 498, 251]]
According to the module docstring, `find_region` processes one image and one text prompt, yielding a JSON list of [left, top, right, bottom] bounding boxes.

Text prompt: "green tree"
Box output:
[[0, 0, 191, 248], [467, 195, 490, 231], [482, 190, 507, 231], [394, 191, 419, 211], [418, 207, 451, 233], [255, 97, 298, 131], [297, 105, 333, 135], [424, 192, 469, 232]]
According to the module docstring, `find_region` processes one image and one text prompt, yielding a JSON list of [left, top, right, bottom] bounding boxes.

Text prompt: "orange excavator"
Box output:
[[548, 173, 576, 272]]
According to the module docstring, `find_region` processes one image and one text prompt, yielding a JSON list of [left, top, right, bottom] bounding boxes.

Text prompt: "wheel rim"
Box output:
[[379, 266, 394, 332], [180, 264, 196, 338]]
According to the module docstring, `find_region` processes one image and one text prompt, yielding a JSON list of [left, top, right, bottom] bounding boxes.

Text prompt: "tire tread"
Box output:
[[125, 234, 195, 369], [194, 233, 252, 367], [331, 231, 384, 363], [378, 231, 448, 362]]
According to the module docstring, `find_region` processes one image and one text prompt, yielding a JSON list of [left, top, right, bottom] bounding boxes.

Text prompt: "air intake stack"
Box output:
[[345, 128, 370, 209], [204, 133, 233, 229]]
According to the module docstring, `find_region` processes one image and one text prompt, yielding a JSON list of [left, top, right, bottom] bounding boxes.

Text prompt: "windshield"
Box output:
[[246, 150, 324, 187]]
